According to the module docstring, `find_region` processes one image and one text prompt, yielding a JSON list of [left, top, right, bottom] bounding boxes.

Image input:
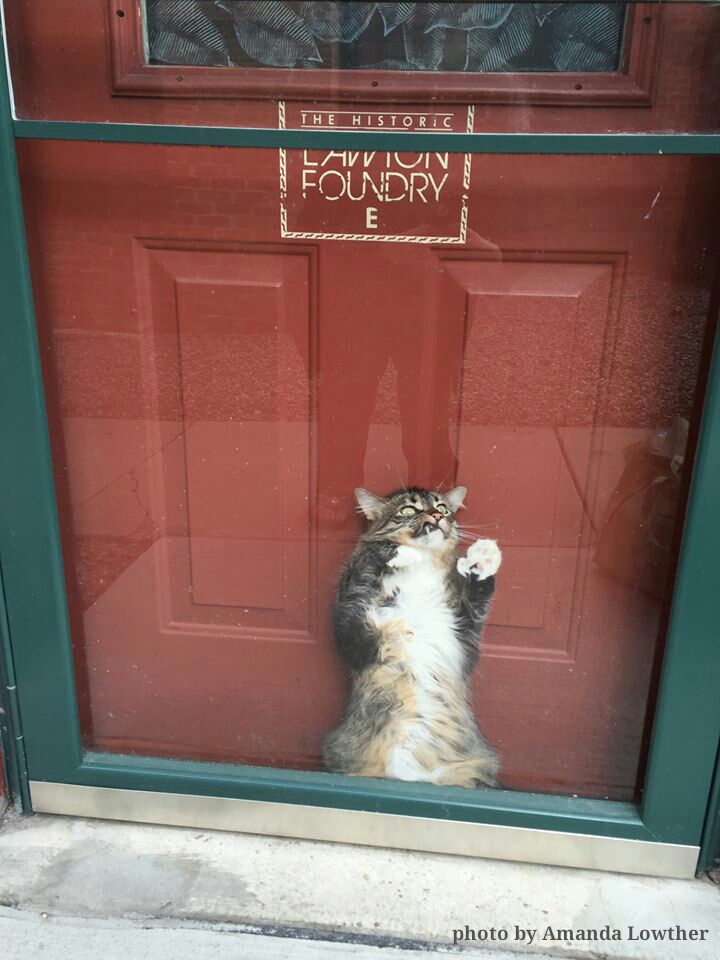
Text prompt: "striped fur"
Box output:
[[324, 486, 500, 788]]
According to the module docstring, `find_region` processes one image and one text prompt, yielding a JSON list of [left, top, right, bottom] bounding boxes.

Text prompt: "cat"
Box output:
[[323, 485, 501, 789]]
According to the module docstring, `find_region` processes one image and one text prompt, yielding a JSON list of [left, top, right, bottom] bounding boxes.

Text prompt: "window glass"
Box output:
[[145, 2, 627, 74], [18, 136, 719, 799]]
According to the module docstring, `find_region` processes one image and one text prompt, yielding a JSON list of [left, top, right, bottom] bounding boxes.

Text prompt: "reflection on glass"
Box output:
[[145, 1, 626, 72], [23, 142, 717, 802]]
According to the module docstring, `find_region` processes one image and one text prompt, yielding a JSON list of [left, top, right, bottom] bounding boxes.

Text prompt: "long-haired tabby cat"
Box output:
[[324, 485, 500, 788]]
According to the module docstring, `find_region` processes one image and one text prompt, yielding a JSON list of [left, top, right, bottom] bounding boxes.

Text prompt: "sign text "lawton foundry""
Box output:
[[300, 150, 451, 209]]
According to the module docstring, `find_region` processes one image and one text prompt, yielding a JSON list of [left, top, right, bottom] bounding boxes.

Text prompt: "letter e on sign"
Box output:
[[366, 207, 378, 229]]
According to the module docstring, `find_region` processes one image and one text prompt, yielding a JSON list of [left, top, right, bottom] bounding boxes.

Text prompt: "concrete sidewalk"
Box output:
[[0, 812, 718, 959], [0, 909, 522, 960]]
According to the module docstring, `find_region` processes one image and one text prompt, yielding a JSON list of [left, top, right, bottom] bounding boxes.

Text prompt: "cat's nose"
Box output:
[[430, 512, 443, 522]]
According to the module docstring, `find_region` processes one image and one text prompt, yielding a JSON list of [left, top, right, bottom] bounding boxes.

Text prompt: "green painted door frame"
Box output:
[[698, 744, 720, 875], [1, 23, 719, 869]]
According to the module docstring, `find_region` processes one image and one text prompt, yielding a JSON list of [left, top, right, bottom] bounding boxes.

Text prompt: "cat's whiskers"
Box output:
[[392, 465, 409, 495], [432, 467, 456, 497], [458, 523, 500, 540], [456, 528, 498, 544]]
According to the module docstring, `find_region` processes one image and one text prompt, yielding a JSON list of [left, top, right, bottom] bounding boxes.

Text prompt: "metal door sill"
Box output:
[[29, 781, 698, 878]]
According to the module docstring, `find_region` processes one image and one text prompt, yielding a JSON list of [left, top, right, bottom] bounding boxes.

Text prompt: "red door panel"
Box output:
[[143, 248, 314, 632], [440, 256, 617, 660]]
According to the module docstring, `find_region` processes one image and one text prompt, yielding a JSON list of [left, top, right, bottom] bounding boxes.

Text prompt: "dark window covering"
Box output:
[[145, 2, 627, 73]]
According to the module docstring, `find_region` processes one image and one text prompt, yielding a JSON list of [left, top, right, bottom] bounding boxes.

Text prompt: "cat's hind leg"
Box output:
[[386, 745, 429, 782], [429, 756, 500, 788]]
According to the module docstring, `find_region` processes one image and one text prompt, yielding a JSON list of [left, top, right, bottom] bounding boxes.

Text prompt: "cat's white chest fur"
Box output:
[[379, 551, 463, 683], [374, 549, 461, 781], [369, 538, 501, 783]]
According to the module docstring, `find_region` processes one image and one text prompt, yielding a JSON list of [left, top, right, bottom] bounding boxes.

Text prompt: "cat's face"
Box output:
[[355, 485, 466, 550]]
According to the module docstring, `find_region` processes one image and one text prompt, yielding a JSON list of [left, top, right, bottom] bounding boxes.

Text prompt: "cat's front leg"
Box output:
[[333, 541, 396, 671], [455, 539, 501, 676], [387, 544, 423, 569], [457, 538, 502, 581]]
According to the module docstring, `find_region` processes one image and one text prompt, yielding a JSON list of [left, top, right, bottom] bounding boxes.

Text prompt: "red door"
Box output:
[[10, 1, 720, 798]]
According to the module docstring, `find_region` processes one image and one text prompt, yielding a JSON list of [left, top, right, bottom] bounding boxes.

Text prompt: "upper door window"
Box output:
[[144, 1, 627, 74], [109, 0, 657, 105]]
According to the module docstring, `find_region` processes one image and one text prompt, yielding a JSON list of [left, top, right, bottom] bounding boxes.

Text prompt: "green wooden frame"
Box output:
[[1, 25, 719, 863], [698, 743, 720, 873]]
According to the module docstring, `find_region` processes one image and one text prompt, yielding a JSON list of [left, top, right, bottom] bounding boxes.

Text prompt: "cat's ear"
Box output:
[[354, 487, 386, 521], [444, 485, 467, 513]]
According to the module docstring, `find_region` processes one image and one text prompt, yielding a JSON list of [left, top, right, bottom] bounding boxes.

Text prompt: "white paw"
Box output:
[[387, 545, 422, 569], [457, 539, 501, 580]]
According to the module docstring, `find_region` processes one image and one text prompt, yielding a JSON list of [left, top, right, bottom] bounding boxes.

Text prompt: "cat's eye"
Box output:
[[435, 503, 450, 516], [399, 505, 418, 517]]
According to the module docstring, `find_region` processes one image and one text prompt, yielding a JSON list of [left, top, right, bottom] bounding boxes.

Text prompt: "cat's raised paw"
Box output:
[[457, 539, 501, 580], [387, 545, 422, 569]]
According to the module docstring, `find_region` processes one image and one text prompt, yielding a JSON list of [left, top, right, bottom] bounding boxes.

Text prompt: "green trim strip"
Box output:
[[72, 752, 650, 841], [0, 558, 31, 811], [698, 739, 720, 873], [13, 120, 720, 155], [641, 319, 720, 845], [0, 36, 84, 785]]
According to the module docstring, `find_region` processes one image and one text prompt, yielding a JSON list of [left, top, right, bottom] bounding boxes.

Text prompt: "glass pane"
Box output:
[[18, 137, 718, 800], [6, 2, 720, 134], [144, 2, 627, 73]]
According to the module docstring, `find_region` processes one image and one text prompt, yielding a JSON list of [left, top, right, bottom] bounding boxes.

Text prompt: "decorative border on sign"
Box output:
[[278, 102, 473, 244]]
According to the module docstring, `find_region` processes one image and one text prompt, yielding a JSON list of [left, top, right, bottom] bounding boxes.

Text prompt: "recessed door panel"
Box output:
[[440, 256, 617, 658], [173, 261, 311, 629]]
